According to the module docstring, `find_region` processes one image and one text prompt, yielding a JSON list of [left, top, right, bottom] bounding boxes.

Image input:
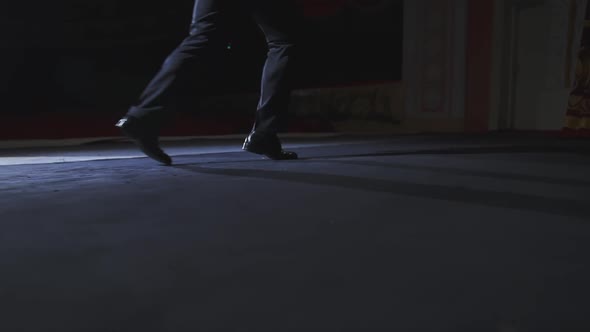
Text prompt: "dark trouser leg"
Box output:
[[126, 0, 231, 129], [249, 0, 301, 137], [241, 0, 300, 160]]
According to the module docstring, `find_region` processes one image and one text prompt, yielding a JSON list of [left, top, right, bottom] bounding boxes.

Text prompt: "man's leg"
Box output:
[[117, 0, 232, 165], [242, 0, 301, 160]]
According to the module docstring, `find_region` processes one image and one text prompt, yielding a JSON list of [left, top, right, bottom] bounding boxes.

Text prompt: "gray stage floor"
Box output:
[[1, 133, 590, 332]]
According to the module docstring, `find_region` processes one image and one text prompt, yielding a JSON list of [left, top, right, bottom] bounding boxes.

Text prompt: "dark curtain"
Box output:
[[0, 0, 403, 115]]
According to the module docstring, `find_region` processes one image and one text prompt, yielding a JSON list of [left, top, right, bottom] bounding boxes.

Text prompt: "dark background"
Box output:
[[0, 0, 403, 116]]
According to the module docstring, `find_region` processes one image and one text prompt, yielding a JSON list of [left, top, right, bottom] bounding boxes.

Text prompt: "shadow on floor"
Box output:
[[175, 163, 590, 221]]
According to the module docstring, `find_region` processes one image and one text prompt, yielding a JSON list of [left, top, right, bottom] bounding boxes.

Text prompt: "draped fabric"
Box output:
[[298, 0, 391, 17], [298, 0, 347, 16]]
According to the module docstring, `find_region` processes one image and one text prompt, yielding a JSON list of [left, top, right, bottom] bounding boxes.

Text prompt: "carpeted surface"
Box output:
[[1, 133, 590, 332]]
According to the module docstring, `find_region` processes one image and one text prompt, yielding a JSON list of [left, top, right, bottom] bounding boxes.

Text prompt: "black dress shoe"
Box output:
[[242, 132, 298, 160], [115, 116, 172, 166]]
